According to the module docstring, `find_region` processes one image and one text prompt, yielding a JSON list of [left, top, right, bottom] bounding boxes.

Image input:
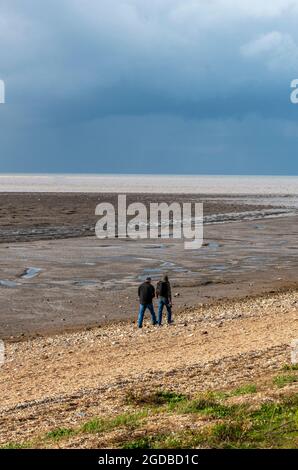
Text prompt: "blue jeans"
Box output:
[[138, 303, 157, 328], [158, 298, 172, 325]]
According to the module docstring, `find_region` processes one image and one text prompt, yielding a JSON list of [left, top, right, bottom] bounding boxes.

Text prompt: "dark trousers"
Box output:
[[158, 298, 172, 325], [138, 303, 157, 328]]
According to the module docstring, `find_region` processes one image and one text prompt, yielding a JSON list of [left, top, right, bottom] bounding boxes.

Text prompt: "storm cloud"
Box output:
[[0, 0, 298, 173]]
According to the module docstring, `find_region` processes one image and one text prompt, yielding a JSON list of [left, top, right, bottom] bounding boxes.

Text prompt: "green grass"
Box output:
[[157, 391, 188, 405], [203, 384, 257, 400], [176, 398, 243, 419], [273, 374, 298, 388], [46, 428, 75, 441], [109, 412, 146, 428], [211, 422, 246, 442], [126, 389, 187, 407], [0, 411, 149, 449], [122, 436, 153, 449], [2, 384, 298, 450], [81, 418, 106, 434], [246, 401, 298, 447], [121, 393, 298, 449], [230, 384, 257, 396], [81, 411, 147, 435], [283, 394, 298, 407], [0, 442, 32, 449], [283, 364, 298, 372]]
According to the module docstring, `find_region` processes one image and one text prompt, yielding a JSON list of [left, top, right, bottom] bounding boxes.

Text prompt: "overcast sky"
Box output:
[[1, 0, 298, 174]]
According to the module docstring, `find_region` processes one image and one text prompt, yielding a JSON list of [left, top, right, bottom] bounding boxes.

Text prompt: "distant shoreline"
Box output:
[[1, 174, 298, 194]]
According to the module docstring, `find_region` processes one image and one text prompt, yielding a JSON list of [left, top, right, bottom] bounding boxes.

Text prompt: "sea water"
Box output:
[[0, 173, 297, 195], [0, 175, 298, 217]]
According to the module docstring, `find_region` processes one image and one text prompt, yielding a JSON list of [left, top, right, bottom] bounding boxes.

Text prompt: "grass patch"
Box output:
[[3, 384, 298, 449], [177, 397, 217, 413], [126, 389, 187, 407], [109, 412, 146, 428], [157, 391, 188, 405], [46, 428, 75, 441], [282, 394, 298, 407], [246, 400, 298, 448], [211, 391, 230, 400], [120, 393, 298, 449], [0, 442, 32, 449], [211, 422, 246, 442], [273, 374, 298, 388], [81, 418, 106, 434], [81, 411, 147, 435], [122, 436, 153, 449], [230, 384, 257, 396], [283, 364, 298, 372], [176, 396, 245, 419]]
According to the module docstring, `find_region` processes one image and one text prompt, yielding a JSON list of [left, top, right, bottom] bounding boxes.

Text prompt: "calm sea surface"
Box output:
[[0, 174, 298, 214]]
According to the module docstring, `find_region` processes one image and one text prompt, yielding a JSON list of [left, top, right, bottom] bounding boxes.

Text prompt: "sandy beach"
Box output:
[[0, 289, 297, 448]]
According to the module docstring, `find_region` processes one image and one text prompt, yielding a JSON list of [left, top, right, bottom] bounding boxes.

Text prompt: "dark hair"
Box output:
[[163, 274, 169, 282], [146, 277, 152, 282]]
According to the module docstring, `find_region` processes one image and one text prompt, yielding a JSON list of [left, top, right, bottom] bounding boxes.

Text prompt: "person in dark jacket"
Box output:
[[137, 277, 157, 328], [156, 274, 173, 326]]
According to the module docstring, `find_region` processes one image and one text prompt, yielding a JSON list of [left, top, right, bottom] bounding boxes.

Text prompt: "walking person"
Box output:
[[156, 274, 173, 326], [137, 277, 157, 328]]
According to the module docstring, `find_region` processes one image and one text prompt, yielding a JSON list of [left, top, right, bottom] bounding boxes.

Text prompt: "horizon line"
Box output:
[[0, 173, 298, 178]]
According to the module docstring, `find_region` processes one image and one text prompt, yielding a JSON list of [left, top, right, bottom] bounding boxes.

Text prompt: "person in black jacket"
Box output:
[[137, 277, 157, 328], [156, 274, 173, 325]]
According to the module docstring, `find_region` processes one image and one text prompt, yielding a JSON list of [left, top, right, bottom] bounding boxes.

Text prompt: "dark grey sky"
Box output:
[[1, 0, 298, 174]]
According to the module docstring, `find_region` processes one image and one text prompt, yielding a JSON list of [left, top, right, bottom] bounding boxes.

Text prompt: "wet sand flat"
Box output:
[[0, 192, 284, 243], [0, 211, 298, 340]]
